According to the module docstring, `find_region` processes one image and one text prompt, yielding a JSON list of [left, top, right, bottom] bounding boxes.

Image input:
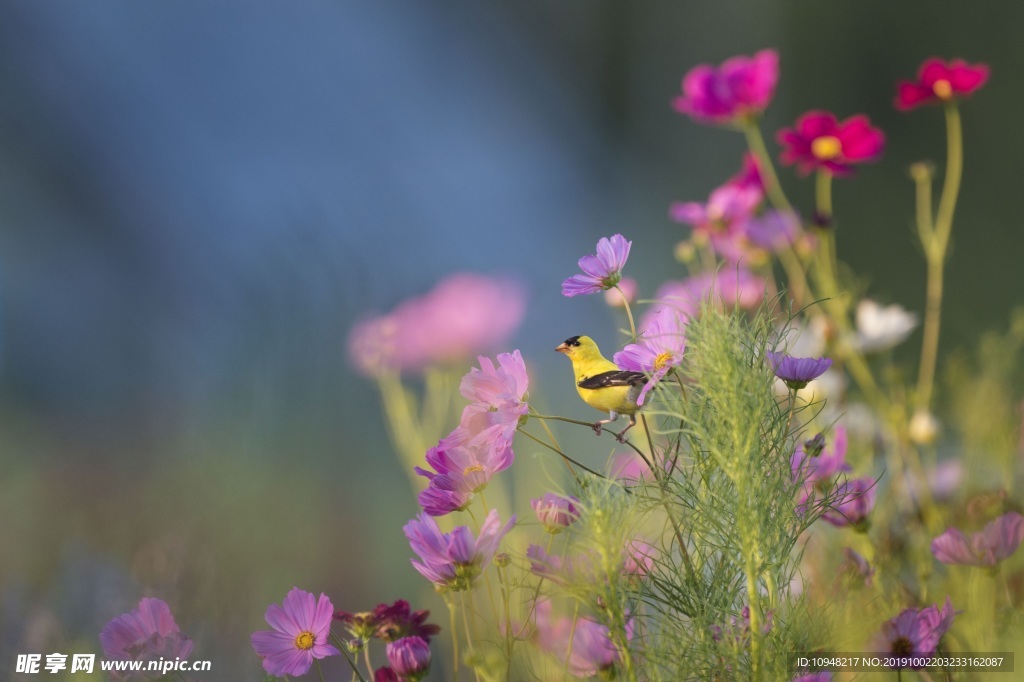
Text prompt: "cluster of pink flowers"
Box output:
[[348, 273, 525, 376], [100, 598, 193, 680]]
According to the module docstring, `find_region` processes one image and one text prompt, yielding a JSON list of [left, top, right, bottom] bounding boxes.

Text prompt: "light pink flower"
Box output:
[[100, 598, 194, 675], [931, 512, 1024, 567], [531, 600, 632, 678], [404, 509, 515, 591], [251, 588, 340, 677], [614, 310, 687, 406]]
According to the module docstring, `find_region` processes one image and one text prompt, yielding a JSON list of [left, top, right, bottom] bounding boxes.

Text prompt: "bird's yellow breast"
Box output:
[[577, 383, 640, 415]]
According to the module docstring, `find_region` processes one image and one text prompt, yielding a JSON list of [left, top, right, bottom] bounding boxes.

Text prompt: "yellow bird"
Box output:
[[555, 335, 645, 442]]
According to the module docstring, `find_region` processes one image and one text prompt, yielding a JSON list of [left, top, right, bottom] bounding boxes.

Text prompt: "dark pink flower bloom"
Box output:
[[100, 598, 193, 675], [767, 351, 833, 390], [251, 588, 340, 677], [874, 597, 956, 666], [673, 50, 779, 125], [822, 477, 877, 528], [375, 667, 400, 682], [896, 58, 989, 111], [531, 492, 581, 533], [931, 512, 1024, 567], [614, 310, 687, 405], [778, 111, 885, 176], [404, 509, 515, 591], [348, 273, 525, 376], [335, 600, 440, 643], [562, 234, 632, 297], [531, 600, 632, 678], [386, 636, 432, 682]]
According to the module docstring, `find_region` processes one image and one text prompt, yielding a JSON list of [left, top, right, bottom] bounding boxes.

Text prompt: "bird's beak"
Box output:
[[555, 342, 569, 354]]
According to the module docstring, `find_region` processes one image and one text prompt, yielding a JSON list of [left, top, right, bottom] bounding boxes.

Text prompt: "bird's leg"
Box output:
[[615, 414, 638, 443], [592, 411, 620, 436]]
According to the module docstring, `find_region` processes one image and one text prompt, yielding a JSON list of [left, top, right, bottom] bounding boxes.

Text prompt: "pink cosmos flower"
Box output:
[[100, 598, 194, 675], [778, 111, 885, 176], [562, 234, 632, 297], [614, 310, 687, 406], [531, 492, 581, 533], [531, 600, 632, 678], [623, 539, 656, 576], [415, 439, 514, 516], [640, 268, 767, 333], [375, 668, 400, 682], [348, 273, 525, 376], [822, 477, 877, 529], [670, 184, 764, 261], [931, 512, 1024, 567], [453, 350, 529, 448], [608, 451, 655, 483], [673, 50, 779, 125], [793, 673, 831, 682], [404, 509, 515, 591], [385, 636, 432, 682], [896, 58, 989, 111], [766, 351, 833, 390], [791, 427, 851, 512], [874, 597, 956, 666], [251, 588, 340, 677], [526, 544, 597, 586]]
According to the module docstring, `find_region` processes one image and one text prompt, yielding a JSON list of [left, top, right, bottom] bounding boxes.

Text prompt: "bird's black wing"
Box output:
[[578, 370, 646, 389]]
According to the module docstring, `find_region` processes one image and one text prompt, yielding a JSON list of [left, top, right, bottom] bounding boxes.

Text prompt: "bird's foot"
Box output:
[[592, 422, 604, 436], [615, 430, 629, 444]]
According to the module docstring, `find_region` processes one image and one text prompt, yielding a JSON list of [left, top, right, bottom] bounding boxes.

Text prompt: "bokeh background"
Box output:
[[0, 0, 1021, 677]]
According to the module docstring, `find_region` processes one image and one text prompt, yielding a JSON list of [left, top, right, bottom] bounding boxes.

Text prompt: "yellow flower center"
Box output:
[[295, 631, 315, 650], [932, 79, 952, 100], [811, 135, 842, 160], [463, 464, 485, 476], [653, 351, 674, 371]]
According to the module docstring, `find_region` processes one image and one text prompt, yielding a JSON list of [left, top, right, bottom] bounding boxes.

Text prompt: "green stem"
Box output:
[[447, 596, 460, 680], [742, 120, 793, 214], [916, 105, 963, 411], [516, 427, 608, 480], [329, 631, 369, 682], [615, 284, 638, 339]]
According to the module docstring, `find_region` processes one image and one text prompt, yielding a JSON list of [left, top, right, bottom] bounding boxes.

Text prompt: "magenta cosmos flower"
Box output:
[[404, 509, 515, 591], [348, 273, 525, 376], [673, 49, 779, 125], [874, 597, 956, 665], [100, 597, 194, 669], [415, 439, 514, 516], [896, 58, 989, 111], [791, 427, 851, 511], [251, 588, 340, 677], [614, 310, 687, 406], [766, 350, 832, 390], [562, 234, 632, 297], [532, 492, 581, 533], [778, 111, 885, 176], [931, 512, 1024, 567]]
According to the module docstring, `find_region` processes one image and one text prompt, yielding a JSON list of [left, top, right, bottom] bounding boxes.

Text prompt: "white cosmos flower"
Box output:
[[853, 299, 918, 353]]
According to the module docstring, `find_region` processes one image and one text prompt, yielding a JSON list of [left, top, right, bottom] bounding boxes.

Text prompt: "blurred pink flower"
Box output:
[[100, 598, 193, 675], [251, 588, 340, 677], [727, 153, 765, 193], [822, 477, 877, 529], [874, 597, 956, 666], [608, 451, 654, 482], [531, 600, 632, 678], [604, 277, 638, 307], [348, 273, 525, 376], [623, 539, 656, 576], [562, 234, 632, 297], [778, 111, 885, 176], [896, 58, 989, 111], [640, 268, 767, 333], [931, 512, 1024, 567], [673, 50, 779, 125], [531, 492, 581, 533], [670, 184, 763, 262], [385, 636, 432, 682]]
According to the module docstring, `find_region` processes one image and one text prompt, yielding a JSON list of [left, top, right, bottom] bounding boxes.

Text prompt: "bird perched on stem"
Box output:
[[555, 335, 645, 442]]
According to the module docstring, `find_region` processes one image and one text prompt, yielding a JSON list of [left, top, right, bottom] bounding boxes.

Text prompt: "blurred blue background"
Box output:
[[0, 0, 1021, 677]]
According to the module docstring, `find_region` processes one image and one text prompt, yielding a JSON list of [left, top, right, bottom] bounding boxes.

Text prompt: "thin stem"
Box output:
[[315, 659, 326, 682], [815, 169, 833, 220], [516, 427, 608, 480], [615, 284, 638, 339], [916, 105, 963, 410], [329, 631, 369, 682], [563, 601, 581, 679], [363, 647, 374, 680], [742, 119, 793, 214], [447, 597, 460, 680], [530, 407, 579, 481]]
